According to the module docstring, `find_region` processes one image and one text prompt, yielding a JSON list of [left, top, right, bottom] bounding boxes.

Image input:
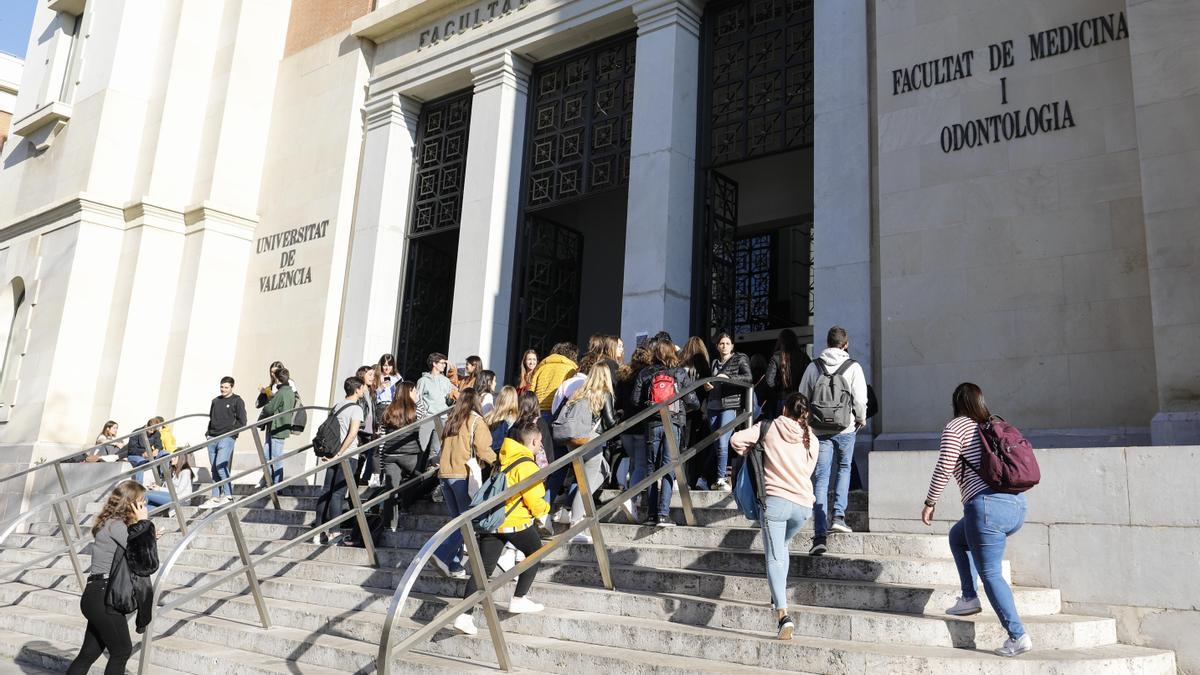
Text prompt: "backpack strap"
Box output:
[[814, 360, 829, 377], [756, 419, 774, 445], [833, 359, 857, 377]]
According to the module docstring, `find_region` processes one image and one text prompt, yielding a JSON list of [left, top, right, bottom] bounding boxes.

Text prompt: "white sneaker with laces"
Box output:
[[453, 613, 478, 635], [713, 479, 731, 491], [945, 596, 982, 616], [507, 596, 544, 614], [995, 633, 1032, 657], [198, 497, 224, 510]]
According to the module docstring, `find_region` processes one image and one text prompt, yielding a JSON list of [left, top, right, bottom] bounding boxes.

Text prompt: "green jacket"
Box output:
[[262, 385, 296, 440]]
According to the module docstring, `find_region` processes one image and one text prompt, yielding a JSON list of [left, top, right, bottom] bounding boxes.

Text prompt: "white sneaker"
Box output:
[[945, 596, 982, 616], [552, 508, 572, 525], [452, 613, 478, 635], [569, 531, 593, 545], [167, 509, 176, 519], [995, 633, 1032, 657], [713, 479, 731, 491], [197, 497, 225, 509], [620, 499, 639, 523], [311, 533, 325, 546], [368, 475, 381, 488], [507, 596, 544, 614], [496, 545, 517, 572]]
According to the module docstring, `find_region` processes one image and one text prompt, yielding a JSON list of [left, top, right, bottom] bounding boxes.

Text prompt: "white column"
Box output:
[[336, 93, 420, 377], [620, 0, 701, 350], [812, 1, 873, 467], [447, 51, 531, 382]]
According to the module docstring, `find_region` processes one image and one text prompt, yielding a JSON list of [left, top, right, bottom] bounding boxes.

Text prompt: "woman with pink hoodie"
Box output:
[[730, 392, 820, 640]]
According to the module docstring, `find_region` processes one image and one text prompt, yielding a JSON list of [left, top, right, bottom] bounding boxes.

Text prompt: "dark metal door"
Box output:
[[395, 233, 458, 379], [705, 171, 738, 337], [514, 217, 584, 358]]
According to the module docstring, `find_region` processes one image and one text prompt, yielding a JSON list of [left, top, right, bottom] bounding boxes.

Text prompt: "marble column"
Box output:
[[1127, 0, 1200, 444], [336, 93, 420, 378], [813, 1, 874, 467], [447, 52, 531, 383], [619, 0, 701, 350]]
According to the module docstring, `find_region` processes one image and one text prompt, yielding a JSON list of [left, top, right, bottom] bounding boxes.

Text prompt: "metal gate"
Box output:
[[513, 217, 583, 359]]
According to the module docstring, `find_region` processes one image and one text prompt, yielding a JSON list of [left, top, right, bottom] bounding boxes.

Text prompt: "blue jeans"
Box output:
[[762, 495, 812, 611], [207, 437, 236, 497], [146, 490, 171, 508], [127, 454, 149, 485], [265, 437, 285, 484], [706, 408, 737, 484], [645, 423, 682, 518], [622, 432, 647, 493], [810, 431, 855, 537], [950, 490, 1027, 640], [434, 478, 469, 572]]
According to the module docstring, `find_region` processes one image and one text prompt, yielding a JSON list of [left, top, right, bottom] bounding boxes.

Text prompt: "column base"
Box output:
[[1151, 411, 1200, 445]]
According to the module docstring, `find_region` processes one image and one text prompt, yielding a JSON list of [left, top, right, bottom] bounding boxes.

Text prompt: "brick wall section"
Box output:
[[284, 0, 373, 57]]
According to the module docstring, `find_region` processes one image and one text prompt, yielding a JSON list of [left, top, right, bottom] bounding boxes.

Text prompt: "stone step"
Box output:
[[6, 558, 1109, 652], [20, 515, 907, 559], [1, 580, 1174, 675], [597, 488, 869, 511], [1, 528, 1007, 587], [3, 538, 1057, 618], [0, 583, 780, 675]]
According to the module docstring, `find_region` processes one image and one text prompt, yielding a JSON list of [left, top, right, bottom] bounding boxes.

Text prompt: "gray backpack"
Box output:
[[809, 360, 856, 432], [550, 398, 599, 445]]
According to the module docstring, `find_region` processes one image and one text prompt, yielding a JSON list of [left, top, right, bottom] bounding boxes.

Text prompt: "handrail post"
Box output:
[[227, 511, 271, 628], [250, 425, 282, 510], [461, 520, 511, 671], [52, 463, 83, 540], [51, 503, 86, 591], [341, 456, 378, 567], [661, 408, 696, 527], [162, 461, 189, 536], [572, 453, 614, 590]]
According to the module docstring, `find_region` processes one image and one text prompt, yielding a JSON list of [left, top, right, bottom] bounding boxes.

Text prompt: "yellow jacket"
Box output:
[[160, 426, 177, 453], [496, 437, 549, 530], [530, 354, 577, 411]]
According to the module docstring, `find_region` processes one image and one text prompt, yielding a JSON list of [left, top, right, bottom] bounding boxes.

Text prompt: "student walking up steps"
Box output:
[[922, 382, 1032, 657], [730, 393, 819, 641]]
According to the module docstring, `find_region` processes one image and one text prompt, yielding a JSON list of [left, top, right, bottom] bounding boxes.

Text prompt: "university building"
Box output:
[[0, 0, 1198, 668]]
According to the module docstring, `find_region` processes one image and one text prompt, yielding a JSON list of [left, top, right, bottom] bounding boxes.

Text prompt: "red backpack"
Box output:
[[964, 416, 1040, 493], [649, 369, 682, 414]]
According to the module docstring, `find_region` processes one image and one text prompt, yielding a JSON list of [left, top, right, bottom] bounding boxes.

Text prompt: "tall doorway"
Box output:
[[694, 0, 815, 360], [395, 89, 472, 379], [507, 32, 636, 373]]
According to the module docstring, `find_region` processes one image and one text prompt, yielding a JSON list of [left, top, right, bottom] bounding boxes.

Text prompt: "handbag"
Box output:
[[465, 415, 484, 497], [105, 540, 138, 615]]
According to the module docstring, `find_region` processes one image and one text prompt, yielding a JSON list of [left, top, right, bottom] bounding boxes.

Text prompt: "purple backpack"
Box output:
[[964, 416, 1040, 493]]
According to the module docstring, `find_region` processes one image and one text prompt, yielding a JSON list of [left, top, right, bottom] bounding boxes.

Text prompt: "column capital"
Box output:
[[470, 51, 533, 96], [364, 91, 421, 133], [632, 0, 702, 37]]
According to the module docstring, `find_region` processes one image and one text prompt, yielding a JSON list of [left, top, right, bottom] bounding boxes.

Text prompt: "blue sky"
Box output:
[[1, 0, 37, 59]]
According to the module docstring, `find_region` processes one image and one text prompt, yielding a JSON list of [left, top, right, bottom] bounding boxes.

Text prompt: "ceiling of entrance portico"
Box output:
[[356, 0, 641, 102]]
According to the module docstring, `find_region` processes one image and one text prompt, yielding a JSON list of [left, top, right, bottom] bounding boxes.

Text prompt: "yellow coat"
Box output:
[[529, 354, 577, 411], [496, 437, 550, 531], [160, 426, 177, 453]]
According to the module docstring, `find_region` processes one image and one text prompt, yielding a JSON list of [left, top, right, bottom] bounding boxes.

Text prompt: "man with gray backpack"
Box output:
[[799, 326, 867, 554]]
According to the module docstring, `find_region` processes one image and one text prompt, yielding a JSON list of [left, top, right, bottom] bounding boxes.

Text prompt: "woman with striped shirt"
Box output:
[[920, 382, 1031, 657]]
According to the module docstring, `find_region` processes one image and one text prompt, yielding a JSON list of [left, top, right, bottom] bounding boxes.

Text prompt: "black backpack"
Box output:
[[313, 403, 355, 458]]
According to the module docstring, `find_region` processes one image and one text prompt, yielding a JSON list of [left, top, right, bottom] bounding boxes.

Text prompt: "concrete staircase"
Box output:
[[0, 483, 1177, 673]]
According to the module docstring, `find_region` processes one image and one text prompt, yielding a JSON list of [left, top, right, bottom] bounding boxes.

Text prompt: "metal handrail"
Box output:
[[0, 412, 212, 539], [136, 407, 454, 675], [377, 375, 754, 673], [0, 404, 333, 592]]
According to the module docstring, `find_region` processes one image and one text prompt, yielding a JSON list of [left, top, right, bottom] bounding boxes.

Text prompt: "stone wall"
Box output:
[[874, 0, 1156, 437], [871, 446, 1200, 673]]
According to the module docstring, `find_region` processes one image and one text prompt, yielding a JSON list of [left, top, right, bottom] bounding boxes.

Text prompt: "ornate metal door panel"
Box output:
[[705, 0, 814, 167], [396, 89, 473, 376], [515, 217, 583, 358], [411, 91, 472, 234], [705, 171, 738, 337], [733, 232, 774, 335], [525, 32, 636, 211]]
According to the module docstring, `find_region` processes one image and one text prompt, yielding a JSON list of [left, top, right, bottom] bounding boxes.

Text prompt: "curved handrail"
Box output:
[[0, 412, 211, 489], [136, 407, 454, 675], [377, 375, 755, 673], [0, 404, 333, 590]]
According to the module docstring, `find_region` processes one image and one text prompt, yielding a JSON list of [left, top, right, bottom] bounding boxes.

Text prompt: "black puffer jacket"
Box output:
[[708, 352, 753, 410], [126, 520, 159, 632], [632, 365, 700, 427]]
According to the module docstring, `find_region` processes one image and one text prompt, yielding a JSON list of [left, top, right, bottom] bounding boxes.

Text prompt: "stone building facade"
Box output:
[[0, 0, 1197, 470]]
